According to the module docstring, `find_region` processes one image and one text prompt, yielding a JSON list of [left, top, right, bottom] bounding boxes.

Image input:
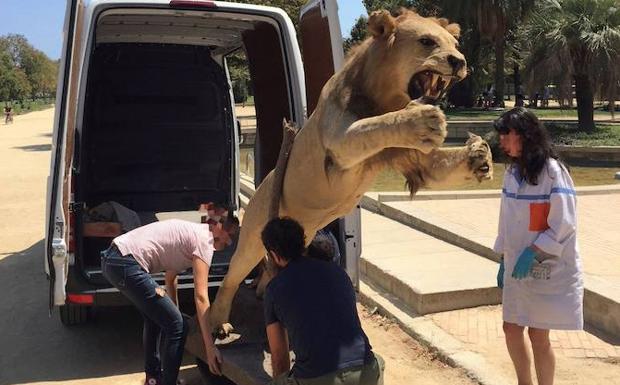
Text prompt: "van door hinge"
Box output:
[[68, 202, 83, 213]]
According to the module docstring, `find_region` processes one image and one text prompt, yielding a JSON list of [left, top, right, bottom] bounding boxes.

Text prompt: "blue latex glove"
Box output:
[[497, 258, 505, 288], [512, 246, 537, 279]]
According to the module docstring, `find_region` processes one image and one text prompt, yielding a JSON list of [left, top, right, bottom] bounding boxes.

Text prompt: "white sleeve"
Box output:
[[533, 163, 577, 257], [493, 173, 509, 254]]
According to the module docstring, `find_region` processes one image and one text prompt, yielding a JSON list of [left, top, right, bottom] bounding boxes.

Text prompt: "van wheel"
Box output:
[[59, 304, 91, 326]]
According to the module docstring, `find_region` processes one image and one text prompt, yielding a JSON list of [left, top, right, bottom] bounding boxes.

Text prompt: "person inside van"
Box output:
[[101, 206, 239, 385], [261, 217, 383, 385]]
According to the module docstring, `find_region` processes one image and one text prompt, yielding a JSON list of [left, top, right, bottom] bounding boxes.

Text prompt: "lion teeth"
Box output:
[[431, 74, 439, 90]]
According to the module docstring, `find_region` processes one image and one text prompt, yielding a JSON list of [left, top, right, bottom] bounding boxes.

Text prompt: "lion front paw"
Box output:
[[466, 136, 493, 182], [405, 103, 447, 153]]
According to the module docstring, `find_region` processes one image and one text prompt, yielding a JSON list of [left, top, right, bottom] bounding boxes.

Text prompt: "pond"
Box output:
[[239, 148, 619, 191]]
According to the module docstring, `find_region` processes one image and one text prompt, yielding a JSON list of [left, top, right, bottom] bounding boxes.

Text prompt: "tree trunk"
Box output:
[[448, 77, 475, 108], [608, 72, 616, 121], [574, 73, 595, 131], [514, 63, 523, 107], [494, 37, 505, 108]]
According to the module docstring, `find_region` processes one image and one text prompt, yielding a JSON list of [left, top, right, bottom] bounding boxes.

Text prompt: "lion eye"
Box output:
[[419, 37, 437, 47]]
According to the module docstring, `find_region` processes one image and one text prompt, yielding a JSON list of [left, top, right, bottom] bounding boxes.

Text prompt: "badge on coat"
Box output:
[[529, 202, 550, 231]]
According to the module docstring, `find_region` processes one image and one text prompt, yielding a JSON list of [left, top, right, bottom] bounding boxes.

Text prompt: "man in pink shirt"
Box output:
[[101, 207, 238, 385]]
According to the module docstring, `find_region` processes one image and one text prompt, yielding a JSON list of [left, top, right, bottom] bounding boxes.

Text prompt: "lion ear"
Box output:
[[368, 10, 396, 39], [445, 23, 461, 39], [467, 131, 479, 139]]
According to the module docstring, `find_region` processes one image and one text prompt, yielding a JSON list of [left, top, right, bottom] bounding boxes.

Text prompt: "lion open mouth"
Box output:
[[407, 71, 455, 105]]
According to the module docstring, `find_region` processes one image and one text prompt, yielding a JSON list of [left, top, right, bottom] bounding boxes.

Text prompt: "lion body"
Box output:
[[209, 10, 492, 331]]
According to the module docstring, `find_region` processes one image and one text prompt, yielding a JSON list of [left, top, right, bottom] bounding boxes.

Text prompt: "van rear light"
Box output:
[[67, 293, 94, 305], [169, 0, 218, 9]]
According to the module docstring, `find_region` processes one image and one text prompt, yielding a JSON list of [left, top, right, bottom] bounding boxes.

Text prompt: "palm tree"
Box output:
[[430, 1, 533, 107], [524, 0, 620, 131], [352, 1, 536, 107], [469, 1, 534, 107]]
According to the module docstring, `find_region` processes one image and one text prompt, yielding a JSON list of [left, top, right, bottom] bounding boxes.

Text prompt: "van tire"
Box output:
[[59, 304, 90, 326]]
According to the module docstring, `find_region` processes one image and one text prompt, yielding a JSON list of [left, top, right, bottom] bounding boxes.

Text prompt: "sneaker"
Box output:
[[144, 377, 160, 385]]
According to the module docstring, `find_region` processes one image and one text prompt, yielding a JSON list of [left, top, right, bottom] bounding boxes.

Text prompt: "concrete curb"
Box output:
[[368, 184, 620, 203], [358, 279, 509, 385], [360, 258, 502, 315]]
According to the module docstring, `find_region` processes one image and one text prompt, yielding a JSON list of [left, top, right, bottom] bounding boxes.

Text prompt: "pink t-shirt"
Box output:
[[113, 219, 214, 273]]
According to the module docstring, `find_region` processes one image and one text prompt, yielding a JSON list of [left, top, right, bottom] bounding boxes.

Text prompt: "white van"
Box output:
[[46, 0, 361, 325]]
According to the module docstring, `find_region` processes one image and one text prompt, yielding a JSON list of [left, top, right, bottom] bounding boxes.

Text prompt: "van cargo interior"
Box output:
[[74, 8, 293, 273]]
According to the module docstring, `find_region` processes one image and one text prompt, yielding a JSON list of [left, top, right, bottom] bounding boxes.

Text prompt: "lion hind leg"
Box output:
[[209, 174, 274, 332]]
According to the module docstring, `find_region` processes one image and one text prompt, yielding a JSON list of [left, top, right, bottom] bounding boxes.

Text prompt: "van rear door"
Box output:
[[45, 0, 84, 312], [299, 0, 361, 288]]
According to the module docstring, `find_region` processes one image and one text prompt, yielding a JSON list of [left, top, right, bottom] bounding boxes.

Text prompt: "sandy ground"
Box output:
[[0, 108, 476, 385]]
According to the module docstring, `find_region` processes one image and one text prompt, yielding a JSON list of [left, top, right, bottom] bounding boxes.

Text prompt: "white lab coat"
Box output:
[[494, 158, 583, 330]]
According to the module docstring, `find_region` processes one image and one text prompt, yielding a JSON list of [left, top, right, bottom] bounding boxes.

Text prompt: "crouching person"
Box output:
[[261, 217, 384, 385], [101, 210, 238, 385]]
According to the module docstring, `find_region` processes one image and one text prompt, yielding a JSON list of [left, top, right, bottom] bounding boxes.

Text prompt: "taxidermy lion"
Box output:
[[209, 9, 493, 334]]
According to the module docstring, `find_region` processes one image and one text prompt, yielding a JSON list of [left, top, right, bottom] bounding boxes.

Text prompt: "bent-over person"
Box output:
[[101, 208, 238, 385]]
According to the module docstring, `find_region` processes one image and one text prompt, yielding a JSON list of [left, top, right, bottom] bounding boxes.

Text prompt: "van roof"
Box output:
[[88, 0, 293, 53]]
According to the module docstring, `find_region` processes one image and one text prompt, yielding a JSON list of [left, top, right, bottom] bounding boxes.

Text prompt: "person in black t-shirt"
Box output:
[[261, 217, 383, 385]]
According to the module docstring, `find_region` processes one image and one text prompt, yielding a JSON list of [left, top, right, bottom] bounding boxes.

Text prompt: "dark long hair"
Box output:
[[493, 107, 564, 185]]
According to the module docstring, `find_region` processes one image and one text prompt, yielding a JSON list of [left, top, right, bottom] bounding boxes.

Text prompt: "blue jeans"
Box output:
[[101, 246, 188, 385]]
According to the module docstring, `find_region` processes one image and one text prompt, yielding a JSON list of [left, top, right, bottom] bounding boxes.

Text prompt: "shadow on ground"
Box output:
[[0, 240, 196, 384], [12, 144, 52, 152]]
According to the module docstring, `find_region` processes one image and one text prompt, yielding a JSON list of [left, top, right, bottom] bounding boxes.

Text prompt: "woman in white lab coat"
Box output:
[[493, 107, 583, 385]]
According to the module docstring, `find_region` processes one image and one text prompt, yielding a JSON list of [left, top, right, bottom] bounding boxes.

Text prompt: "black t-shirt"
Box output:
[[263, 257, 372, 379]]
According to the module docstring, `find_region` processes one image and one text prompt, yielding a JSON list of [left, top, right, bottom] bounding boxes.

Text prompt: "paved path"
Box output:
[[362, 202, 620, 385], [382, 190, 620, 301]]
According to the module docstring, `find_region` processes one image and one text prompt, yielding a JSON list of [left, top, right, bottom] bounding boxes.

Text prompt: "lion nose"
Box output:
[[448, 55, 465, 72]]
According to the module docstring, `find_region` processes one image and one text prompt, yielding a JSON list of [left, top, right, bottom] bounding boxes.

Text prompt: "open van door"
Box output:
[[45, 0, 84, 313], [299, 0, 361, 289]]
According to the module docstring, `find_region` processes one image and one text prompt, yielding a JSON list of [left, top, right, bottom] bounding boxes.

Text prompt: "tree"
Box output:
[[362, 0, 439, 15], [523, 0, 620, 131], [0, 50, 31, 103], [228, 0, 307, 30], [437, 1, 534, 107], [343, 15, 369, 52], [0, 34, 58, 102]]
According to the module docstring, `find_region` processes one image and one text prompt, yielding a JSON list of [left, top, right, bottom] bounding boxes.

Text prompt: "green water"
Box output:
[[239, 148, 619, 191]]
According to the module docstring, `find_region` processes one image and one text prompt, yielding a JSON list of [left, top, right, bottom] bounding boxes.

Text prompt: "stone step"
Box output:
[[361, 191, 620, 337], [360, 209, 501, 315]]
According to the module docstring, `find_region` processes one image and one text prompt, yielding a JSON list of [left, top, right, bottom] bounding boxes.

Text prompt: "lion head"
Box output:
[[357, 9, 467, 113]]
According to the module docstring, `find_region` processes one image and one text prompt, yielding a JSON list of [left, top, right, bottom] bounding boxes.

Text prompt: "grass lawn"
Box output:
[[548, 124, 620, 146], [5, 99, 55, 115]]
